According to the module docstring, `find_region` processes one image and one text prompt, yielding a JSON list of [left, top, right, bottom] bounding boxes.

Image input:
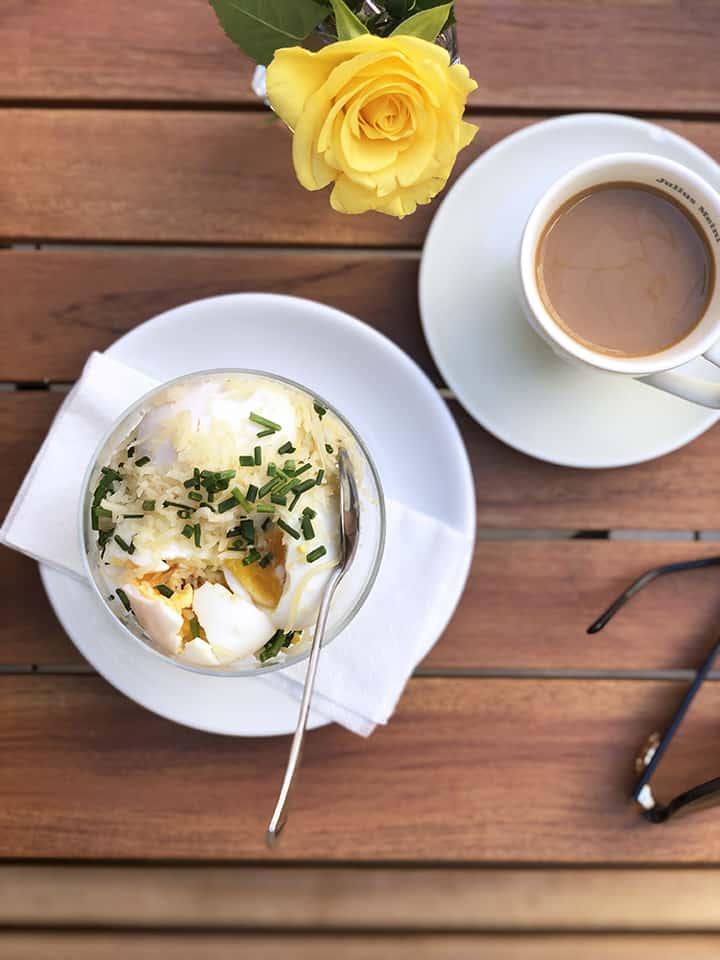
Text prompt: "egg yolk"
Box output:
[[224, 526, 287, 609]]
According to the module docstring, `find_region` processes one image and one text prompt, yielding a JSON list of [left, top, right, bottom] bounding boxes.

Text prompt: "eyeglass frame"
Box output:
[[588, 555, 720, 823]]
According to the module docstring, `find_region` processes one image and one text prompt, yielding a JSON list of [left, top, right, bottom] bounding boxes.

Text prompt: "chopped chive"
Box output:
[[218, 497, 236, 514], [239, 455, 255, 467], [200, 470, 215, 479], [242, 549, 261, 566], [277, 518, 300, 540], [293, 478, 317, 496], [189, 617, 201, 639], [284, 630, 296, 647], [256, 428, 274, 438], [301, 515, 315, 541], [249, 412, 282, 432], [135, 456, 150, 467], [288, 492, 301, 512], [127, 445, 135, 458], [258, 629, 287, 663], [218, 469, 237, 480], [283, 459, 296, 475], [239, 519, 255, 544], [226, 525, 245, 539], [246, 484, 258, 503], [292, 462, 312, 478], [258, 477, 280, 498], [227, 540, 245, 551], [101, 466, 122, 480], [181, 524, 194, 538], [302, 506, 317, 519], [95, 506, 113, 519], [206, 490, 214, 502], [156, 584, 174, 598], [271, 493, 287, 506], [315, 469, 325, 486], [267, 463, 277, 477], [231, 487, 252, 511], [325, 443, 334, 454], [116, 588, 131, 611], [194, 467, 201, 486], [256, 503, 276, 514], [184, 477, 197, 488], [143, 500, 156, 512], [306, 545, 327, 563], [313, 401, 327, 419], [262, 517, 272, 531], [188, 491, 203, 502], [163, 501, 195, 512], [193, 523, 201, 548], [259, 552, 273, 568], [122, 514, 144, 519], [277, 441, 295, 455], [215, 479, 231, 491], [113, 535, 135, 555], [254, 445, 262, 466]]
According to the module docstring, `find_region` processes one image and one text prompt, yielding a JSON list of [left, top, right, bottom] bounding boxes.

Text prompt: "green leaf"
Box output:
[[390, 2, 452, 41], [328, 0, 369, 40], [209, 0, 328, 66]]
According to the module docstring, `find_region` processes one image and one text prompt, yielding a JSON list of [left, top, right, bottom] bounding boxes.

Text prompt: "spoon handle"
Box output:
[[266, 565, 343, 847]]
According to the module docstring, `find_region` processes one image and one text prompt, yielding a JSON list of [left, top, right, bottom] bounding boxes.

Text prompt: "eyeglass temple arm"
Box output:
[[642, 774, 720, 823], [587, 556, 720, 635], [633, 635, 720, 813]]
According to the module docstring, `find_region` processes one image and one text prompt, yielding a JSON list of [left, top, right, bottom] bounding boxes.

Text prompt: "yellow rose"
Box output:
[[266, 34, 477, 218]]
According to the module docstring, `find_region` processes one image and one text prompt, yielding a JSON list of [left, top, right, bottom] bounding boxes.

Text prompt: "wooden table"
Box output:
[[3, 2, 720, 956]]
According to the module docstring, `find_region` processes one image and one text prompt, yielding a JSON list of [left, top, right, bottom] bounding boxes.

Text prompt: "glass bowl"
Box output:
[[80, 369, 385, 677]]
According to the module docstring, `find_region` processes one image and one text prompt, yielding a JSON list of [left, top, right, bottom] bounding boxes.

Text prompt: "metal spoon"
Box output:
[[266, 447, 360, 847]]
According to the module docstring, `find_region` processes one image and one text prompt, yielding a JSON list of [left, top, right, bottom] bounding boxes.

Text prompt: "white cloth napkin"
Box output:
[[1, 352, 473, 736]]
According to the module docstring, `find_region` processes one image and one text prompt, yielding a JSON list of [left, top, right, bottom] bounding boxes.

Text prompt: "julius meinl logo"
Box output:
[[656, 176, 720, 244]]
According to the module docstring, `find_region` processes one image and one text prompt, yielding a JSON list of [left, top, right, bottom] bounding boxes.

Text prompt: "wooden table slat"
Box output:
[[3, 1, 719, 113], [5, 539, 720, 671], [0, 250, 436, 383], [5, 865, 720, 930], [5, 390, 720, 534], [2, 674, 720, 862], [1, 113, 718, 246], [3, 933, 720, 960]]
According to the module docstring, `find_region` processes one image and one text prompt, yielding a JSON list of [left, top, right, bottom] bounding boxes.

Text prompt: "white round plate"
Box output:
[[40, 294, 475, 736], [420, 113, 720, 468]]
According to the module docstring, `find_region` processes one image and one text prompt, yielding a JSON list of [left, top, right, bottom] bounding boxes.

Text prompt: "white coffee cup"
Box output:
[[519, 152, 720, 407]]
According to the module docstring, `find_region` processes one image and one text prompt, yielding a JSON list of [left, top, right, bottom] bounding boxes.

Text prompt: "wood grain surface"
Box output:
[[3, 674, 720, 862], [5, 390, 720, 533], [0, 250, 434, 383], [5, 539, 720, 672], [4, 0, 720, 936], [5, 864, 720, 930], [4, 933, 720, 960], [3, 1, 719, 112], [2, 113, 719, 246]]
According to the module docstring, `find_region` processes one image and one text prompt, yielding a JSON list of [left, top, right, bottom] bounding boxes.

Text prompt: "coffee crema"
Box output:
[[536, 182, 714, 357]]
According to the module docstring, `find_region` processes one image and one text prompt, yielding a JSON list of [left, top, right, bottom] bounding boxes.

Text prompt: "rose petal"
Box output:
[[266, 47, 335, 130]]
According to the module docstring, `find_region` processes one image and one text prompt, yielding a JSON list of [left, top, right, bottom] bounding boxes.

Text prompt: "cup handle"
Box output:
[[640, 341, 720, 409]]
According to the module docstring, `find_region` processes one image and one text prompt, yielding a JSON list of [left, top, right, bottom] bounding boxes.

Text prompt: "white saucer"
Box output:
[[420, 113, 720, 468], [39, 294, 475, 736]]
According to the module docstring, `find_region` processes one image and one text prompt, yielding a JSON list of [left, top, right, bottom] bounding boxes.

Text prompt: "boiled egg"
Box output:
[[124, 580, 193, 656], [192, 582, 275, 664], [178, 637, 220, 667]]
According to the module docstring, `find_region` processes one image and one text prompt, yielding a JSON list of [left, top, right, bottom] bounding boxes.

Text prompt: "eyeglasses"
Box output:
[[589, 555, 720, 823]]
